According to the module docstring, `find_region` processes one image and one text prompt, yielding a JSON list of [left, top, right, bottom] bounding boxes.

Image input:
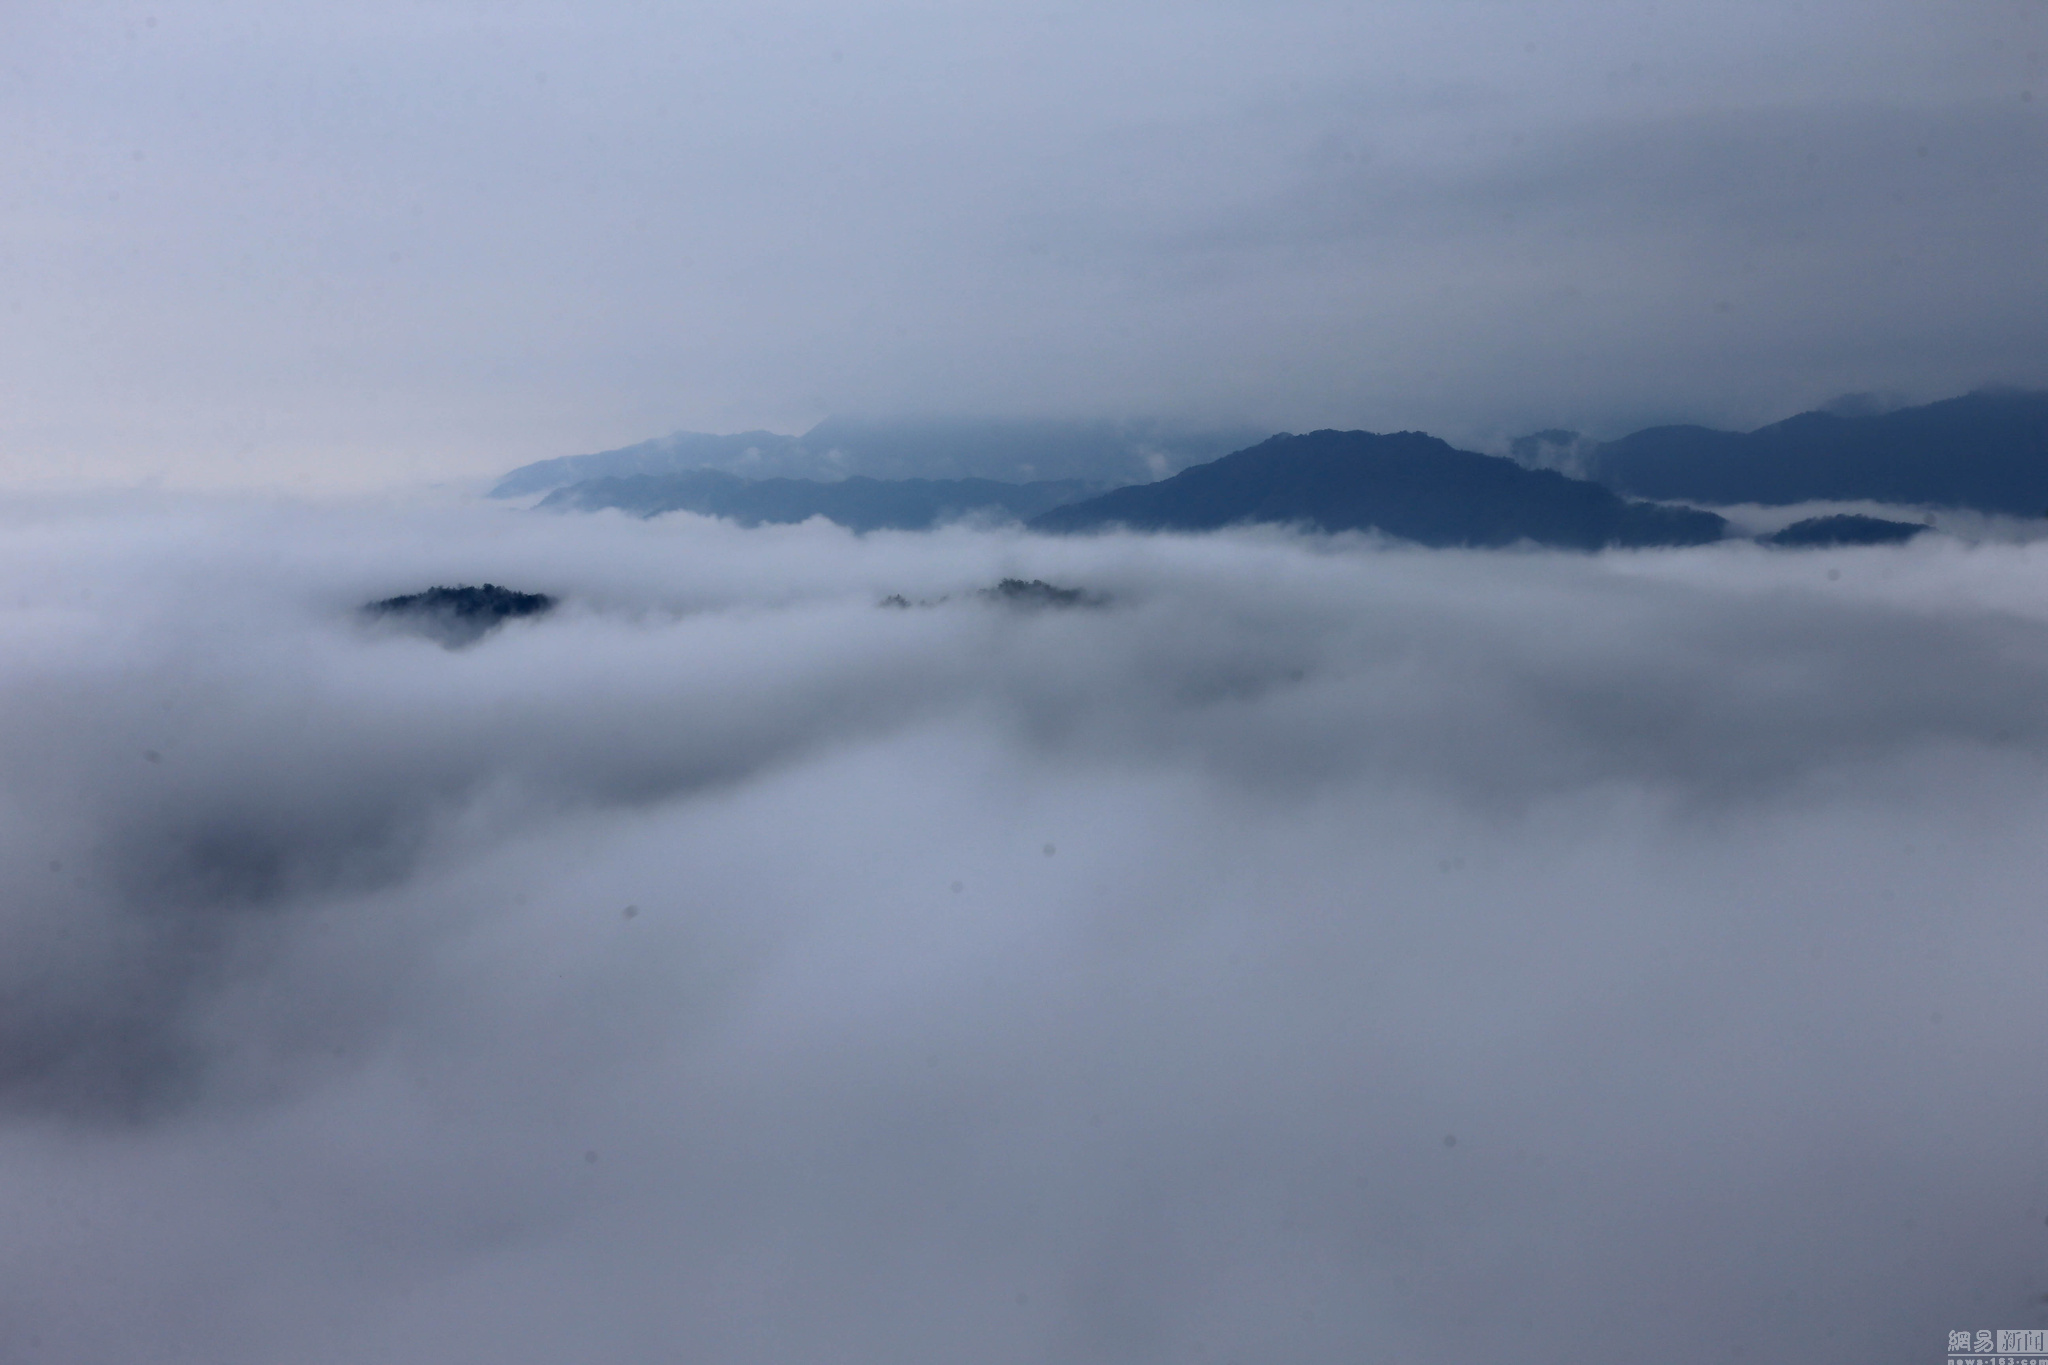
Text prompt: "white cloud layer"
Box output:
[[0, 497, 2043, 1360]]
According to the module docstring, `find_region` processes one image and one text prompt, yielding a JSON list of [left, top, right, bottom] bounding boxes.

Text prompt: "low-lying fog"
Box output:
[[2, 495, 2042, 1362]]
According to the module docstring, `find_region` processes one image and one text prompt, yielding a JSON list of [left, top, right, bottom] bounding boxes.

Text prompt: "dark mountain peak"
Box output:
[[976, 578, 1104, 608], [1259, 426, 1448, 452], [364, 584, 557, 648], [1031, 429, 1727, 549], [1585, 388, 2048, 511], [1762, 514, 1929, 548], [878, 578, 1107, 610]]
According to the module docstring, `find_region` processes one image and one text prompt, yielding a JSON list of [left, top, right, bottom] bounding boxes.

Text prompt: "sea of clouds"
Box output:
[[0, 494, 2043, 1363]]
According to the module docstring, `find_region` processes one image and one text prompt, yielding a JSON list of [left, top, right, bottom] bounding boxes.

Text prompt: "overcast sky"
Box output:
[[3, 0, 2046, 486]]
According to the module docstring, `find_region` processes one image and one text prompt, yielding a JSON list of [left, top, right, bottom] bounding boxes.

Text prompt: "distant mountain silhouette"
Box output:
[[493, 417, 1268, 497], [974, 578, 1104, 608], [539, 469, 1103, 531], [365, 584, 556, 647], [879, 579, 1107, 610], [1028, 430, 1728, 549], [491, 432, 807, 498], [1761, 514, 1929, 548], [1576, 390, 2048, 513]]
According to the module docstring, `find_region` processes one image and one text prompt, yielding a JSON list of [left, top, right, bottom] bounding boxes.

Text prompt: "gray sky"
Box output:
[[3, 0, 2045, 487]]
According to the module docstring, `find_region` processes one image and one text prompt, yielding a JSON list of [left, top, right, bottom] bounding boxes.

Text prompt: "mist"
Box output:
[[0, 494, 2042, 1361]]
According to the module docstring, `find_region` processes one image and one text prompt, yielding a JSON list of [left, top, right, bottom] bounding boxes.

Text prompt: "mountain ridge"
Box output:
[[493, 417, 1267, 497], [1029, 429, 1728, 548], [539, 469, 1104, 531], [1567, 389, 2048, 512]]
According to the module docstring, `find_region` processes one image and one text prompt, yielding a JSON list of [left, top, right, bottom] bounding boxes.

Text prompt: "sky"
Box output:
[[4, 500, 2048, 1361], [2, 0, 2045, 488]]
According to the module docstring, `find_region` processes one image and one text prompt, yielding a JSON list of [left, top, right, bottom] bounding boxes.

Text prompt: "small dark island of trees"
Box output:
[[364, 584, 557, 646]]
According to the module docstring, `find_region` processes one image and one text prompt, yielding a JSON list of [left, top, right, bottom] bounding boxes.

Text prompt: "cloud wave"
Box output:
[[0, 496, 2043, 1362]]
